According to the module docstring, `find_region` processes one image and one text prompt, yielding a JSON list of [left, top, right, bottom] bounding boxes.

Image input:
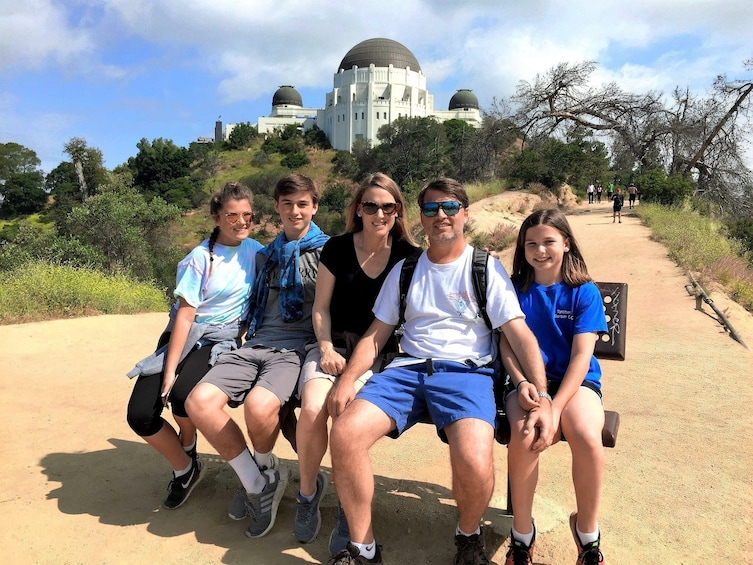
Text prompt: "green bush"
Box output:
[[638, 203, 753, 312], [280, 152, 310, 169], [0, 262, 168, 324]]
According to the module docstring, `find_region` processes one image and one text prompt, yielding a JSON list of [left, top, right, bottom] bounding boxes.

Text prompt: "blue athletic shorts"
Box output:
[[356, 360, 496, 438]]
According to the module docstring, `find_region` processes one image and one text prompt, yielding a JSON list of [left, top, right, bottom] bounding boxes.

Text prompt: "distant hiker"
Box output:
[[628, 184, 638, 209], [612, 187, 624, 223]]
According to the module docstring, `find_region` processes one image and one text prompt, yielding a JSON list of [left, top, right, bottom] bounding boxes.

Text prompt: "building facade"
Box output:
[[225, 38, 481, 151]]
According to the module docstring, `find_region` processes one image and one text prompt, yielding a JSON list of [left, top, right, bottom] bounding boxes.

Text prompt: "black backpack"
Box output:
[[394, 247, 511, 444]]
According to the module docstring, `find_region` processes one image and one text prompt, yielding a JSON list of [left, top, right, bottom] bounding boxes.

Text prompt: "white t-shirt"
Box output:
[[174, 237, 263, 324], [373, 244, 524, 366]]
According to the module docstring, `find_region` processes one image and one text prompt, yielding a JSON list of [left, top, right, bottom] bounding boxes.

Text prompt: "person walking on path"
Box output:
[[627, 184, 638, 209], [326, 178, 550, 565], [612, 187, 624, 223], [294, 173, 419, 549], [126, 182, 263, 510], [596, 184, 603, 204], [501, 208, 608, 565], [186, 174, 329, 539], [587, 183, 594, 204]]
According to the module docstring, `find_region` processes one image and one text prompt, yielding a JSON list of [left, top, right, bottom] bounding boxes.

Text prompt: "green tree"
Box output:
[[635, 169, 694, 206], [0, 142, 41, 182], [63, 172, 182, 281], [0, 171, 47, 218], [127, 138, 194, 206], [373, 116, 447, 187], [63, 138, 106, 201], [227, 122, 258, 150], [304, 126, 331, 150]]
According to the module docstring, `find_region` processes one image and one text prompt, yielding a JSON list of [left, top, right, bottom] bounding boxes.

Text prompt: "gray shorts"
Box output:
[[297, 345, 380, 397], [199, 344, 303, 407]]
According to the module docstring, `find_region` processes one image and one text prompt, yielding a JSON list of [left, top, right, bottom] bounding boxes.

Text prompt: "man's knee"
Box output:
[[185, 382, 226, 420], [244, 387, 282, 427]]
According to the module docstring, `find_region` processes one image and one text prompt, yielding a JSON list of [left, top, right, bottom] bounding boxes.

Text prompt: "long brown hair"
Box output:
[[345, 172, 416, 245], [511, 208, 592, 292]]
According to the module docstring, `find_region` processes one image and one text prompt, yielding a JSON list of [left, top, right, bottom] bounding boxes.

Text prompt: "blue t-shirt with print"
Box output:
[[515, 280, 607, 388]]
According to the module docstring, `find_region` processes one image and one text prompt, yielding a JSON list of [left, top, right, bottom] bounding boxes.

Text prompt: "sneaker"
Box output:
[[327, 542, 383, 565], [227, 454, 280, 520], [504, 526, 535, 565], [569, 512, 605, 565], [244, 465, 290, 538], [162, 457, 203, 509], [328, 503, 351, 554], [454, 530, 490, 565], [294, 471, 328, 543]]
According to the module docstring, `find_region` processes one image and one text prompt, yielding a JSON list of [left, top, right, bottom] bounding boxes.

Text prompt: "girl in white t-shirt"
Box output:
[[127, 182, 262, 509]]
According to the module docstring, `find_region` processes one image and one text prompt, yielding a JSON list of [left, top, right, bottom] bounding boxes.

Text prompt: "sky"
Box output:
[[1, 0, 752, 175]]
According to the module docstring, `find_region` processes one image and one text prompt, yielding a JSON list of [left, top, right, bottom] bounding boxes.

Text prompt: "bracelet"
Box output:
[[537, 390, 553, 402], [516, 380, 528, 389]]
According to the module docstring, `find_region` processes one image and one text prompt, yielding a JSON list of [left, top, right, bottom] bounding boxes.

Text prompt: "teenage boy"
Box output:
[[186, 173, 329, 538]]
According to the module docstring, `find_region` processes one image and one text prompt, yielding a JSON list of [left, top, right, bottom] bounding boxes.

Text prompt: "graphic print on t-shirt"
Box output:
[[449, 291, 472, 316]]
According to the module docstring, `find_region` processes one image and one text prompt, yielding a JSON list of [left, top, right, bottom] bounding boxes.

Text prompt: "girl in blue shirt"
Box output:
[[502, 208, 607, 565], [127, 182, 262, 510]]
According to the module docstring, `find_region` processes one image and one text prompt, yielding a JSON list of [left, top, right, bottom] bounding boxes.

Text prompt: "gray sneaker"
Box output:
[[294, 471, 328, 543], [244, 465, 289, 538], [328, 502, 351, 554], [227, 454, 280, 520]]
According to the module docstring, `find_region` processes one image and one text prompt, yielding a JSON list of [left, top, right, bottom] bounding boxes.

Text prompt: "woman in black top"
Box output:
[[292, 173, 419, 548]]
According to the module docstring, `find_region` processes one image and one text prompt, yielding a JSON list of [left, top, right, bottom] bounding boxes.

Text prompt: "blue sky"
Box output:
[[1, 0, 752, 174]]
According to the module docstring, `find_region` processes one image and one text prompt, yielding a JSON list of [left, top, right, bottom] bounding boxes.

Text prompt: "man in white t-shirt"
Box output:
[[326, 178, 552, 565]]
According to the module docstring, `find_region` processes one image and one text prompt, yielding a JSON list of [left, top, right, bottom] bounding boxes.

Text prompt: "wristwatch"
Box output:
[[537, 390, 553, 402]]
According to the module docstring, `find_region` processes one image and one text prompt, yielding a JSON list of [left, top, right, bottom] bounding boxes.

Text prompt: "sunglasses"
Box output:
[[360, 201, 398, 216], [224, 212, 253, 224], [420, 201, 463, 217]]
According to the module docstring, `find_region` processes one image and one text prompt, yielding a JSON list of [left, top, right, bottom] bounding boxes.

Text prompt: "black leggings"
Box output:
[[126, 334, 214, 437]]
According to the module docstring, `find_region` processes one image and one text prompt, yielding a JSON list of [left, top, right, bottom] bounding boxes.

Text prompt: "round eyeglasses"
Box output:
[[224, 212, 253, 224]]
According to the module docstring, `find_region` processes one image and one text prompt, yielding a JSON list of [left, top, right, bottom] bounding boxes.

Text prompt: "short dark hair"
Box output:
[[274, 173, 320, 204], [417, 177, 469, 208]]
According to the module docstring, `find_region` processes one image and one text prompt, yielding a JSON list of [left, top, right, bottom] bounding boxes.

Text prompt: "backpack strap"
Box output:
[[471, 247, 493, 330], [394, 251, 421, 337]]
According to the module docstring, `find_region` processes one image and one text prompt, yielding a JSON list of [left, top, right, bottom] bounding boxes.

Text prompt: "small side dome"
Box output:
[[449, 89, 479, 111], [339, 38, 421, 72], [272, 85, 303, 107]]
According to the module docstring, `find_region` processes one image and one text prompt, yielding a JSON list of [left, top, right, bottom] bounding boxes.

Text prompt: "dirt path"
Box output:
[[1, 198, 752, 564]]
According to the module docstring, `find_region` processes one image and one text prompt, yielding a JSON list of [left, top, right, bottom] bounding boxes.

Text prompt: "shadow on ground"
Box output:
[[40, 438, 511, 564]]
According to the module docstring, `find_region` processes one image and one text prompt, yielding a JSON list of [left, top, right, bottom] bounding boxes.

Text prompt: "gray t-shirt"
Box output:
[[245, 247, 322, 353]]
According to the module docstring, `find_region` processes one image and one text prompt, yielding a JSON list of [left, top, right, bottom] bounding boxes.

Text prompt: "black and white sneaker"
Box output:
[[163, 457, 203, 509]]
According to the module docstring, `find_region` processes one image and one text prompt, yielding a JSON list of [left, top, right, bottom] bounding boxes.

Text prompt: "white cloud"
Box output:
[[0, 1, 96, 72], [1, 0, 751, 168]]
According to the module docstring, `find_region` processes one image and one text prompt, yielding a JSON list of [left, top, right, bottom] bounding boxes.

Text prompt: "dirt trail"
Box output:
[[1, 197, 751, 564]]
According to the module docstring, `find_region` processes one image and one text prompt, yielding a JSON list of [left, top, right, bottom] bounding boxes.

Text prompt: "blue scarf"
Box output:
[[246, 222, 329, 338]]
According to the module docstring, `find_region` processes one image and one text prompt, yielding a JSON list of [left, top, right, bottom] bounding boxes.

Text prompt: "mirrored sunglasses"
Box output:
[[420, 201, 463, 217], [360, 201, 398, 216], [224, 212, 253, 224]]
